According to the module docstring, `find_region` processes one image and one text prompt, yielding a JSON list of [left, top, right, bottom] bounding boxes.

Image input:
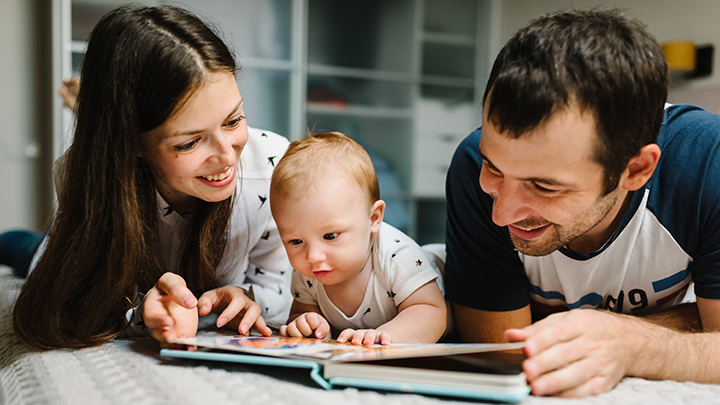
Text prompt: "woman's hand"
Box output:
[[143, 272, 199, 346], [279, 312, 331, 339], [197, 286, 272, 336], [337, 328, 392, 345]]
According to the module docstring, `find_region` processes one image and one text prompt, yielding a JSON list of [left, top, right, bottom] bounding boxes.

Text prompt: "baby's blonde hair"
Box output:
[[271, 132, 380, 209]]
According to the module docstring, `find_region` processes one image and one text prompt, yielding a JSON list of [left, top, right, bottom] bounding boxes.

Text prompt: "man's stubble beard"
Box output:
[[509, 187, 622, 257]]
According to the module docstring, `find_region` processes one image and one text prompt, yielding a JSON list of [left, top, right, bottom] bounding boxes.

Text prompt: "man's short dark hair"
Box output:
[[483, 9, 668, 194]]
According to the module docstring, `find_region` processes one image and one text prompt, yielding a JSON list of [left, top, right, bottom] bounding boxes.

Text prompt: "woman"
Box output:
[[9, 5, 291, 349]]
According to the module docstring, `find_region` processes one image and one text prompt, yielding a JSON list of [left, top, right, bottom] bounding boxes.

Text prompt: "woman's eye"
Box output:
[[323, 233, 338, 240], [226, 115, 245, 128], [289, 239, 303, 246], [175, 139, 199, 151]]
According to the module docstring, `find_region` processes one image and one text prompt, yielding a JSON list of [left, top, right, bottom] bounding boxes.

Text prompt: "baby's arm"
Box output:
[[280, 300, 331, 339], [337, 280, 446, 345]]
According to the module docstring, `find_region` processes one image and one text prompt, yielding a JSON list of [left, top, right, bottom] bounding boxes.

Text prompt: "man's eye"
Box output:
[[289, 239, 303, 246], [533, 183, 557, 193], [323, 233, 338, 240], [483, 160, 500, 174], [175, 139, 199, 151]]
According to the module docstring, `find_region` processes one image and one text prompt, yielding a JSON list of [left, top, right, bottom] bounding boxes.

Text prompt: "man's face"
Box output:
[[479, 105, 625, 256]]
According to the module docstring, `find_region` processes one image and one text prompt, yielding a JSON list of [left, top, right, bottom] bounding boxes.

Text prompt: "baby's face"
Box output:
[[272, 178, 382, 287]]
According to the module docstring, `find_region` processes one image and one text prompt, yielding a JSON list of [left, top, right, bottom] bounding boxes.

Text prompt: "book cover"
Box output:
[[161, 336, 530, 402]]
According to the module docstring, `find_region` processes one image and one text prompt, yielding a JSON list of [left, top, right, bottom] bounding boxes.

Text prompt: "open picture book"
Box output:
[[161, 336, 530, 402]]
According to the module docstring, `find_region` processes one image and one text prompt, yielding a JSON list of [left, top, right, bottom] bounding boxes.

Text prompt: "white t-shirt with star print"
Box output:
[[291, 222, 440, 332]]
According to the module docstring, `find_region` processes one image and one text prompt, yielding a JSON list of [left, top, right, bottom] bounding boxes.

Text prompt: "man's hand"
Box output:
[[505, 309, 644, 397], [197, 286, 272, 336], [143, 272, 199, 346], [279, 312, 330, 339], [337, 328, 391, 345]]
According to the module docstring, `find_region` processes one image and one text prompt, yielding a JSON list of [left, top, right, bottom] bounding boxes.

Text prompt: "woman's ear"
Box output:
[[621, 144, 661, 191], [370, 200, 385, 233]]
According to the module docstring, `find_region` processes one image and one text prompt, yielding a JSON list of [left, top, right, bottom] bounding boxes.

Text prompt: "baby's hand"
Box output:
[[280, 312, 330, 339], [337, 328, 392, 345], [143, 272, 199, 347]]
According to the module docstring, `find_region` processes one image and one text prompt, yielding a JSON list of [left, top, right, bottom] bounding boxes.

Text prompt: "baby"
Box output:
[[270, 132, 447, 345]]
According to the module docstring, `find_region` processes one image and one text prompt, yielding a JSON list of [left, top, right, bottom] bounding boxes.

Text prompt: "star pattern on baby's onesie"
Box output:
[[258, 195, 268, 209], [255, 267, 265, 275], [391, 254, 396, 259], [278, 286, 283, 295], [163, 206, 173, 217], [261, 132, 268, 137], [261, 231, 270, 240], [268, 156, 277, 167], [363, 308, 371, 316], [415, 259, 422, 266], [307, 280, 313, 288], [294, 292, 300, 298], [387, 290, 396, 298]]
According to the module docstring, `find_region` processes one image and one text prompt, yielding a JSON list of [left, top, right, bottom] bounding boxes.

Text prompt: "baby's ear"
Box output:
[[370, 200, 385, 232]]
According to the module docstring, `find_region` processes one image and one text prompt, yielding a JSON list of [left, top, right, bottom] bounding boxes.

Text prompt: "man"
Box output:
[[444, 9, 720, 397]]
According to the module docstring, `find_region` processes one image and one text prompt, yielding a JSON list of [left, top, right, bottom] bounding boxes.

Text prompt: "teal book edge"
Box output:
[[160, 348, 530, 402]]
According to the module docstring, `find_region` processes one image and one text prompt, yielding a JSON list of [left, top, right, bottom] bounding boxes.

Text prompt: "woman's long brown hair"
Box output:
[[13, 6, 238, 349]]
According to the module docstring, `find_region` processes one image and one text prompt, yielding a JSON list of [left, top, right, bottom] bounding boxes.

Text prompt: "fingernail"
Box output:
[[217, 317, 227, 327], [183, 295, 196, 307], [199, 305, 209, 314], [240, 325, 248, 334]]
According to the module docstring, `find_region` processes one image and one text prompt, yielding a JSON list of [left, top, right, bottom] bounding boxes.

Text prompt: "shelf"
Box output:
[[307, 64, 415, 83], [422, 32, 475, 46], [420, 75, 475, 88], [243, 57, 294, 72], [306, 103, 413, 119]]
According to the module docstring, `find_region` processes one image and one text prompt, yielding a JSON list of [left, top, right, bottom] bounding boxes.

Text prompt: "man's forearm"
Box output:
[[629, 317, 720, 383], [639, 303, 702, 332]]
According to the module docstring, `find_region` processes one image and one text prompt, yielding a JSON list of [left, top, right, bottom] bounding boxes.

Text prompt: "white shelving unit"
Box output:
[[52, 0, 491, 244]]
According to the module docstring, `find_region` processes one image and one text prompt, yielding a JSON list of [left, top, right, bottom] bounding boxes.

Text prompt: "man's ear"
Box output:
[[370, 200, 386, 233], [621, 144, 661, 191]]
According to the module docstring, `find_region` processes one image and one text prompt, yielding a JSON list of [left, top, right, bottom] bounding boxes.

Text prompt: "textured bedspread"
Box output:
[[2, 267, 719, 405]]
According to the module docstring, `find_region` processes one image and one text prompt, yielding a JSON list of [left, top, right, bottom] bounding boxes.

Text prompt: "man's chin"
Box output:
[[509, 233, 563, 257]]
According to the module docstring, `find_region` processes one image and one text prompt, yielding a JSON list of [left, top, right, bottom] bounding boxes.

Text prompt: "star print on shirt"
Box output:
[[415, 259, 422, 266], [394, 239, 400, 243], [261, 231, 270, 240], [258, 195, 268, 209], [294, 292, 300, 298], [307, 280, 313, 288], [268, 156, 277, 167], [387, 291, 396, 298], [163, 206, 173, 216], [363, 308, 371, 316], [255, 267, 265, 275], [391, 254, 396, 259], [261, 132, 268, 137]]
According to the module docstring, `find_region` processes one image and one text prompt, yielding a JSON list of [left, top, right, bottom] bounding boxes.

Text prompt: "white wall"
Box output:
[[0, 0, 52, 232], [494, 1, 720, 96]]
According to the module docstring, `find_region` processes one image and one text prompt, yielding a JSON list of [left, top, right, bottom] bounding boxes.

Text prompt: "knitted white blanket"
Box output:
[[1, 268, 718, 405]]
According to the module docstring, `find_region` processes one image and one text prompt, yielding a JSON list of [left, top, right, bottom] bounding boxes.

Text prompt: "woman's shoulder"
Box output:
[[240, 127, 290, 178]]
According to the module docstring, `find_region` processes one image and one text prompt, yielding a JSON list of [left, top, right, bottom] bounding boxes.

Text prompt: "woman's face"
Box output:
[[141, 71, 248, 213]]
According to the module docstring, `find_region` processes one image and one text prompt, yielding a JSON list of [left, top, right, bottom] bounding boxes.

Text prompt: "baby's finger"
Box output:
[[336, 328, 356, 343], [279, 325, 289, 337]]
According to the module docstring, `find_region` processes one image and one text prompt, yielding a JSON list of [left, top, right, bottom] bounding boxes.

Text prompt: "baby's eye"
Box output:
[[175, 139, 199, 152], [323, 233, 338, 240], [288, 239, 303, 245]]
